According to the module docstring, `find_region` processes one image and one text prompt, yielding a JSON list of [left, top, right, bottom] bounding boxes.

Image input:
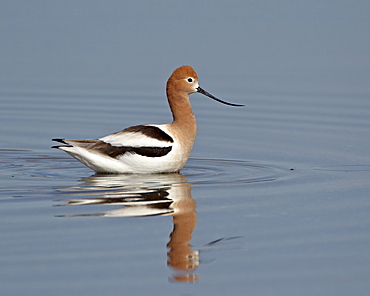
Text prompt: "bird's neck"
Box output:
[[166, 87, 197, 150]]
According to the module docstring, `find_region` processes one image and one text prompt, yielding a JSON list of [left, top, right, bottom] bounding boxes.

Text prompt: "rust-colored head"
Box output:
[[170, 65, 198, 81], [167, 65, 199, 94], [167, 65, 244, 107]]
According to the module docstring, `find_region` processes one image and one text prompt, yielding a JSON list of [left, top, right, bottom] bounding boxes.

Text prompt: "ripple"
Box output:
[[314, 165, 370, 172], [184, 158, 283, 185], [0, 150, 289, 188]]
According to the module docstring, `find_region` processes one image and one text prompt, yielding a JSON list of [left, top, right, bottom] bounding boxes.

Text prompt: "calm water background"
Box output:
[[1, 1, 370, 295]]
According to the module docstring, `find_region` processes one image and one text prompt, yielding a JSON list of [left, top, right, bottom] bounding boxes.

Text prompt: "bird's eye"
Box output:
[[187, 77, 194, 83]]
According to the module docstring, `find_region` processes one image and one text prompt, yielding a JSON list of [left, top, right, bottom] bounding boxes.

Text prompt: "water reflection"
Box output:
[[57, 173, 199, 283]]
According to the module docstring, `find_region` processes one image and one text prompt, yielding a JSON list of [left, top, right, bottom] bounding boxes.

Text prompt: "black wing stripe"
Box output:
[[129, 146, 172, 157], [123, 125, 174, 143], [89, 141, 172, 158]]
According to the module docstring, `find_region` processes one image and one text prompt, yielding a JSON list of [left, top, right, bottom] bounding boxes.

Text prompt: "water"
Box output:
[[1, 2, 370, 295], [1, 88, 369, 295]]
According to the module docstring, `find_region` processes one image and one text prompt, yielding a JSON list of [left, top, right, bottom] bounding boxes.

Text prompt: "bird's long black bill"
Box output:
[[197, 87, 244, 107]]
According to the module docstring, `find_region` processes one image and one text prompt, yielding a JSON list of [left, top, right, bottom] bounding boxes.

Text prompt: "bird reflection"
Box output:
[[57, 173, 199, 283]]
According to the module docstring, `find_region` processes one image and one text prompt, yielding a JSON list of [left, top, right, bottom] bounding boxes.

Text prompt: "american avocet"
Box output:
[[52, 66, 243, 173]]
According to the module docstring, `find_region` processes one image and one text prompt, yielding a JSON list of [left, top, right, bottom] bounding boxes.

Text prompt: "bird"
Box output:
[[52, 65, 243, 174]]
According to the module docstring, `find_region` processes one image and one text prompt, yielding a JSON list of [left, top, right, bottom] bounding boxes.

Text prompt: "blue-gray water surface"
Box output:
[[1, 2, 370, 296], [1, 87, 369, 296]]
